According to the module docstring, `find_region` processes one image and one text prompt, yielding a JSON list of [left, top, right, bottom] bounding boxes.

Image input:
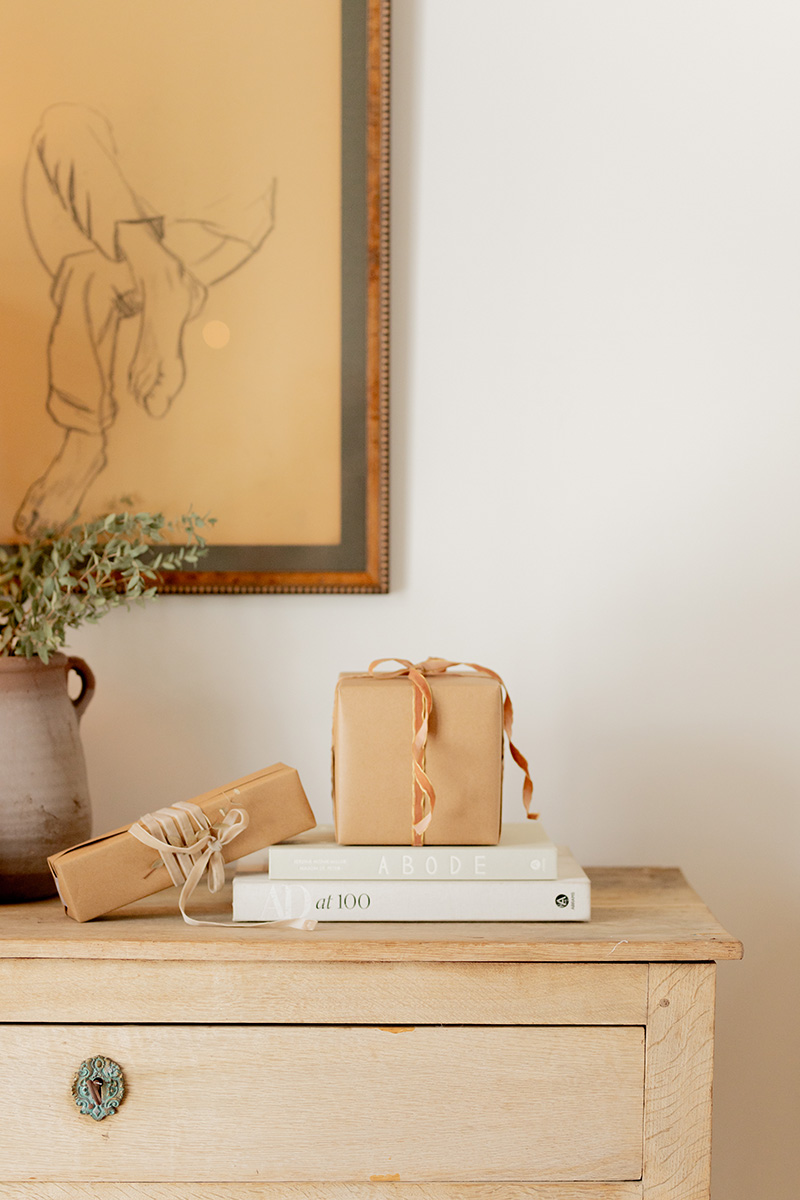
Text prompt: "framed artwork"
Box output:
[[0, 0, 389, 593]]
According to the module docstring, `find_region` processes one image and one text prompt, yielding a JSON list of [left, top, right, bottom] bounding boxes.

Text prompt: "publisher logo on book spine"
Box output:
[[555, 893, 570, 909]]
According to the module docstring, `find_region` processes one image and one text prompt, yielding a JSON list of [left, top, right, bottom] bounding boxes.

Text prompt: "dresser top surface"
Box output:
[[0, 867, 742, 962]]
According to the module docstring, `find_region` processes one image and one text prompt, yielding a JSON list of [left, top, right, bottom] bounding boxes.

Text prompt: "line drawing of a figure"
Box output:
[[14, 102, 276, 535]]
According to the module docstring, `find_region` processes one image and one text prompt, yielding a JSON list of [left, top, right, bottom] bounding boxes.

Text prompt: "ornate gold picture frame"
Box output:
[[0, 0, 389, 593]]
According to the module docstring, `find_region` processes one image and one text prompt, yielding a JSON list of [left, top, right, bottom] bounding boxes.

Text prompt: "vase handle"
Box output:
[[66, 657, 96, 722]]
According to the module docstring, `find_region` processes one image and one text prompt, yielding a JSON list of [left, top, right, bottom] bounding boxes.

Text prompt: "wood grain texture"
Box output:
[[0, 869, 742, 962], [643, 964, 716, 1199], [0, 1185, 644, 1199], [0, 960, 648, 1024], [0, 1024, 644, 1182]]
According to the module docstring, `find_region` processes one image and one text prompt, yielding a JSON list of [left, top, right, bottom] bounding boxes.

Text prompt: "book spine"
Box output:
[[267, 844, 559, 881], [233, 877, 590, 922]]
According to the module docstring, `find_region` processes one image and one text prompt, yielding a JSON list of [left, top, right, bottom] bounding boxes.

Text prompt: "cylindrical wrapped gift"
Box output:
[[48, 764, 316, 921]]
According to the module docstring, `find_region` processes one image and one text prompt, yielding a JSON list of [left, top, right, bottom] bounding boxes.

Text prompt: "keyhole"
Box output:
[[88, 1078, 103, 1106]]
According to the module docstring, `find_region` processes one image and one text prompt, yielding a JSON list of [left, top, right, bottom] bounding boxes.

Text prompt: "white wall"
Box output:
[[70, 3, 800, 1195]]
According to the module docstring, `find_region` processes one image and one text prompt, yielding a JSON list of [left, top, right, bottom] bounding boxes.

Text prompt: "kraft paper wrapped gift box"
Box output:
[[332, 665, 532, 845], [48, 764, 316, 922]]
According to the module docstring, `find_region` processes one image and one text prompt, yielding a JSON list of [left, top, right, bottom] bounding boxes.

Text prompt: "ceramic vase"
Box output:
[[0, 653, 94, 901]]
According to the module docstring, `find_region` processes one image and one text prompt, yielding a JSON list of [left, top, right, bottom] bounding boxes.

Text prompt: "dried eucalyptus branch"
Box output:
[[0, 510, 213, 661]]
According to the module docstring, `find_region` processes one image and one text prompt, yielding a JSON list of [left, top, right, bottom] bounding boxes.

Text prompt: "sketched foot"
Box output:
[[13, 431, 107, 534], [127, 256, 206, 419]]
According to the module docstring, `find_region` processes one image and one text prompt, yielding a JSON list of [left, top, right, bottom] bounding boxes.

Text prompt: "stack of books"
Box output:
[[232, 823, 590, 922]]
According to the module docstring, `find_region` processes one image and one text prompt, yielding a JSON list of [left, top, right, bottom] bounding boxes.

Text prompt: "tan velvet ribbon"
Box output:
[[367, 657, 537, 846], [128, 799, 316, 930]]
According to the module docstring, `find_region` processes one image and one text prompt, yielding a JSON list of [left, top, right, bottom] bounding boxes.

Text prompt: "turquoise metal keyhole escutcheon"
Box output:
[[73, 1055, 125, 1120]]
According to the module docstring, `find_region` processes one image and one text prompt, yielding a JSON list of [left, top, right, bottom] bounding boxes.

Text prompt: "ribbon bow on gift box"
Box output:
[[129, 800, 315, 929], [367, 657, 536, 846]]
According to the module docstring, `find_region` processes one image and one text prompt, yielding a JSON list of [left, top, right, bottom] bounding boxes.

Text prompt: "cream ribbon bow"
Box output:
[[129, 799, 316, 930]]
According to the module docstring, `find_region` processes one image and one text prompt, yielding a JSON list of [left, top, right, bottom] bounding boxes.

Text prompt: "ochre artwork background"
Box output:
[[0, 0, 342, 546]]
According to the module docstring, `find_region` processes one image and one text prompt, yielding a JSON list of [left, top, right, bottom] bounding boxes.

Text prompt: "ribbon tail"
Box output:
[[508, 739, 537, 819], [178, 852, 318, 930], [177, 847, 216, 922], [418, 658, 537, 823]]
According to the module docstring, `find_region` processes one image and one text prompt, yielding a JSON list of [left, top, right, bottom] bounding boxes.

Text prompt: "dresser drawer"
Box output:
[[0, 1024, 644, 1183]]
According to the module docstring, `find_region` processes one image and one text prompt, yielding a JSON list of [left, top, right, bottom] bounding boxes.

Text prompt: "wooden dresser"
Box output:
[[0, 867, 741, 1199]]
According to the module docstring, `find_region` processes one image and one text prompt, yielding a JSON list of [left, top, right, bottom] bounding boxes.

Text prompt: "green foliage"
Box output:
[[0, 510, 213, 661]]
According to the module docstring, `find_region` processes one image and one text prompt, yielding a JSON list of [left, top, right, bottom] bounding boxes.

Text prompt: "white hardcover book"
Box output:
[[233, 849, 590, 922], [265, 822, 558, 881]]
